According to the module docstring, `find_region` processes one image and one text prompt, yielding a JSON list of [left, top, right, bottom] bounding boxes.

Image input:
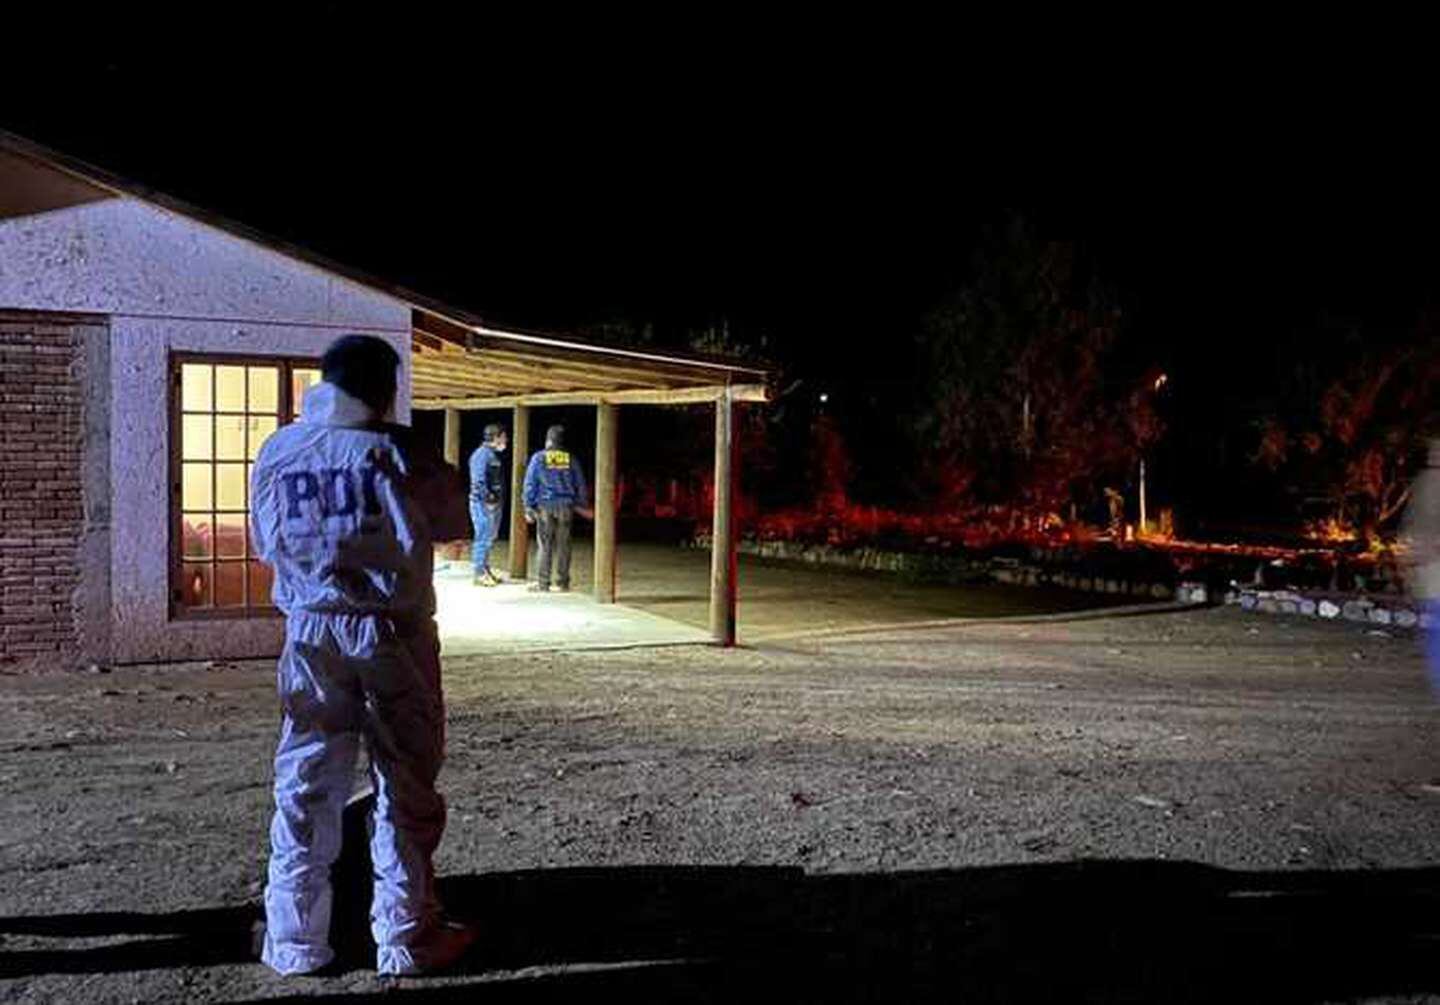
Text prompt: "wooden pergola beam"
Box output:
[[412, 377, 514, 398], [414, 353, 610, 394], [416, 327, 698, 389], [416, 340, 669, 390], [412, 383, 769, 410]]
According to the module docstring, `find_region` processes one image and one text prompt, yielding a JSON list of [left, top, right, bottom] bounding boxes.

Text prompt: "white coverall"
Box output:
[[250, 380, 468, 975]]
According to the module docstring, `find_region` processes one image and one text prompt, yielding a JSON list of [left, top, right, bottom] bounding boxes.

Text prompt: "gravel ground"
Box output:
[[1, 606, 1438, 1003]]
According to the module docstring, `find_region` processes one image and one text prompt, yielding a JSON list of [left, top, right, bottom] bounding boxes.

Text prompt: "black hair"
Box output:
[[321, 335, 401, 412], [545, 424, 565, 448], [484, 423, 506, 443]]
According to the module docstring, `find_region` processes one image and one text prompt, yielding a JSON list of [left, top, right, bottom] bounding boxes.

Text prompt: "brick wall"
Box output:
[[0, 312, 102, 668]]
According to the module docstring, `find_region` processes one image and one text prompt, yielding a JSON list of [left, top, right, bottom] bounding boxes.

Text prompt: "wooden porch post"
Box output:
[[594, 402, 618, 602], [443, 408, 463, 561], [443, 407, 461, 467], [508, 404, 530, 579], [710, 387, 736, 645]]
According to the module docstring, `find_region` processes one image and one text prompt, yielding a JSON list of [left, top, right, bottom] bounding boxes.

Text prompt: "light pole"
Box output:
[[1139, 373, 1167, 537]]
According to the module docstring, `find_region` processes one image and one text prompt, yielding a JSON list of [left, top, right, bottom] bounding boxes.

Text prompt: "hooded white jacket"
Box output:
[[250, 381, 468, 620]]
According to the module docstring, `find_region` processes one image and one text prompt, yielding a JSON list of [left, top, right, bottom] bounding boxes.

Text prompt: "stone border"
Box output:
[[1222, 586, 1432, 630], [695, 536, 1179, 600], [689, 535, 1434, 632]]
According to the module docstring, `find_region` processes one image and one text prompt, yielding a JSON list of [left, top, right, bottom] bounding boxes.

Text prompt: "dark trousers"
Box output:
[[535, 507, 573, 587]]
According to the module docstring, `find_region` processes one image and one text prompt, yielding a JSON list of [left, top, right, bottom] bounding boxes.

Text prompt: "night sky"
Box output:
[[5, 30, 1437, 524]]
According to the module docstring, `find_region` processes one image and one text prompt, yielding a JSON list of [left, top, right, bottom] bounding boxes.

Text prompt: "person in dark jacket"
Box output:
[[467, 424, 508, 586], [522, 424, 589, 591]]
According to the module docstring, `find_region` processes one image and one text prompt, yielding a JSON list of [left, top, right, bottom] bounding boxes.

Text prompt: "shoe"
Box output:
[[554, 582, 570, 592], [482, 568, 504, 586], [527, 582, 549, 593], [474, 571, 499, 588], [377, 919, 479, 976]]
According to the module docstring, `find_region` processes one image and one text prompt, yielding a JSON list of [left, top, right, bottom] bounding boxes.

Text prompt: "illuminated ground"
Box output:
[[443, 540, 1140, 651], [433, 561, 709, 655], [2, 582, 1438, 1002]]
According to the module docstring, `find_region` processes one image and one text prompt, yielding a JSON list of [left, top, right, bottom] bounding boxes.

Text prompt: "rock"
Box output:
[[1278, 600, 1298, 615], [1394, 609, 1418, 628], [1298, 599, 1317, 616], [1151, 583, 1173, 600], [1133, 795, 1171, 809], [1240, 593, 1259, 611], [1258, 598, 1279, 614], [1318, 600, 1341, 619], [1341, 600, 1374, 622], [1369, 608, 1393, 626]]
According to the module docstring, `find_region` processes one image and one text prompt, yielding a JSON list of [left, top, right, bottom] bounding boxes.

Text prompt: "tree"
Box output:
[[1252, 315, 1440, 542], [912, 214, 1163, 521]]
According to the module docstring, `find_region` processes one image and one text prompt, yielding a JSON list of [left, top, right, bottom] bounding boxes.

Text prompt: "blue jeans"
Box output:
[[470, 501, 502, 574]]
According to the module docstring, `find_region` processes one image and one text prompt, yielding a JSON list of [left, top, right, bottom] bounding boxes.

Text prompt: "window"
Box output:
[[171, 356, 321, 617]]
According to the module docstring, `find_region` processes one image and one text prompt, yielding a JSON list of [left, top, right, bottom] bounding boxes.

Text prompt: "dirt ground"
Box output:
[[2, 600, 1439, 1002]]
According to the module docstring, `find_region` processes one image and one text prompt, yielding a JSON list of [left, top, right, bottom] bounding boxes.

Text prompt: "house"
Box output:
[[0, 132, 767, 670]]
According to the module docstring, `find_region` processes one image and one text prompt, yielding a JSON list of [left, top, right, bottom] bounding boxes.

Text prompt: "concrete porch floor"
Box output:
[[435, 539, 1139, 654]]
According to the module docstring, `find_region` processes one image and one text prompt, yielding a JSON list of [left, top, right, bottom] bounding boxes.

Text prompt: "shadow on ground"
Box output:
[[4, 859, 1437, 1002]]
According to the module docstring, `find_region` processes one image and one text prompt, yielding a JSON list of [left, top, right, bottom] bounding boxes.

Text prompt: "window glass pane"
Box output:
[[248, 415, 278, 460], [182, 463, 213, 510], [216, 463, 246, 510], [175, 356, 319, 617], [181, 364, 212, 412], [181, 415, 213, 461], [214, 562, 245, 607], [292, 368, 321, 417], [248, 366, 280, 414], [181, 514, 212, 558], [180, 563, 211, 608], [216, 366, 246, 412], [248, 560, 274, 606], [216, 415, 246, 460], [216, 512, 247, 558]]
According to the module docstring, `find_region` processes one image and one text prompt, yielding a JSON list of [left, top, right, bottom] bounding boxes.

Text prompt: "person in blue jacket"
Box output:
[[522, 424, 589, 591], [467, 424, 507, 586]]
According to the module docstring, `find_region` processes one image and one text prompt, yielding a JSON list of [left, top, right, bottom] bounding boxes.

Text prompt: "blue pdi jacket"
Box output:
[[469, 444, 505, 507], [523, 448, 588, 511]]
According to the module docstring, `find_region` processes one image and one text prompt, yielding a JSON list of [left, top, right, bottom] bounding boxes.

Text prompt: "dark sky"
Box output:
[[5, 29, 1438, 387]]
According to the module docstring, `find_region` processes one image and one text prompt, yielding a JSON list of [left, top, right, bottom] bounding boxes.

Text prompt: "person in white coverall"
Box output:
[[249, 335, 473, 976]]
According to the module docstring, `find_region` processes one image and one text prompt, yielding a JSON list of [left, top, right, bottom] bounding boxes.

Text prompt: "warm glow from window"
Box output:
[[174, 359, 319, 616]]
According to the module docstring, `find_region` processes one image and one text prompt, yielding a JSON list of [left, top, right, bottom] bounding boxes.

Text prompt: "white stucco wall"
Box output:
[[0, 192, 414, 663]]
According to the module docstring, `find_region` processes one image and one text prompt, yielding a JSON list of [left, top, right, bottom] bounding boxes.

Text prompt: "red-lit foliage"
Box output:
[[1253, 325, 1439, 543]]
